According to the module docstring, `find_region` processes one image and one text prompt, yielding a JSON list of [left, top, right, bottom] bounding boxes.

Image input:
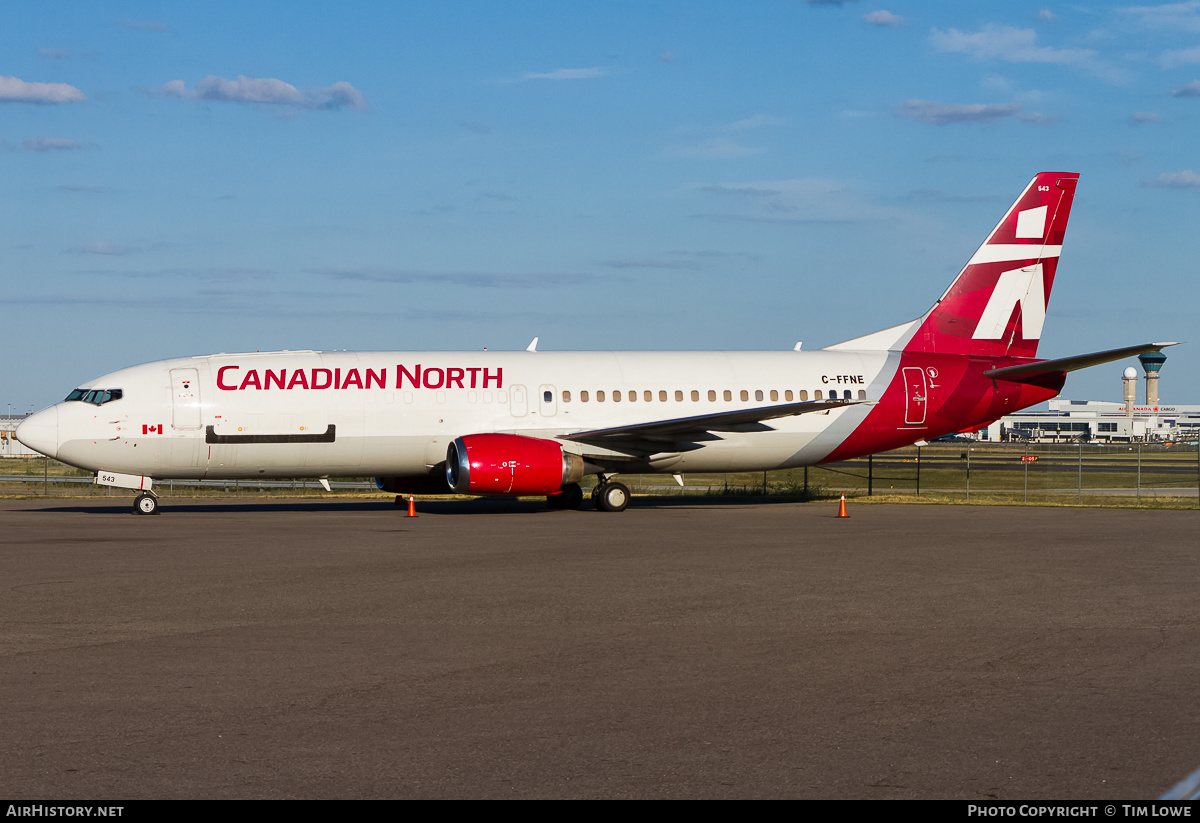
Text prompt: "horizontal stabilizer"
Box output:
[[983, 342, 1179, 384], [562, 398, 869, 445]]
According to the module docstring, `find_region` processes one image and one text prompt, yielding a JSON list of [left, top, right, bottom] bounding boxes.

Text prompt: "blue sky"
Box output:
[[4, 1, 1199, 412]]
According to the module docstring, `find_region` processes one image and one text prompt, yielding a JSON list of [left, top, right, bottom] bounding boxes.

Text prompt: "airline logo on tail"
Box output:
[[972, 264, 1044, 341], [903, 172, 1078, 359]]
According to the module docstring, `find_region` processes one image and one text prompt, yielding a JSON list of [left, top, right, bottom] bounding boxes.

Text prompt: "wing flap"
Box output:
[[561, 398, 869, 449]]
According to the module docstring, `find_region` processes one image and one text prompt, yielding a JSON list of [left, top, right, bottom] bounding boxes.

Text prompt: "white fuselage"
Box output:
[[34, 348, 898, 480]]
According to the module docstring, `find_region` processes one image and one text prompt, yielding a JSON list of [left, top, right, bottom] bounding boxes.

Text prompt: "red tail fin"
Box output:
[[907, 172, 1079, 358]]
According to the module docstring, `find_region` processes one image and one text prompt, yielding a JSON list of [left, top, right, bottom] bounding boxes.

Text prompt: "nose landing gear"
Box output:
[[133, 492, 160, 515]]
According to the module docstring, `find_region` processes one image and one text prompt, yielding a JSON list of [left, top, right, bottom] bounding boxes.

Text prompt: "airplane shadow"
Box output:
[[19, 493, 827, 516]]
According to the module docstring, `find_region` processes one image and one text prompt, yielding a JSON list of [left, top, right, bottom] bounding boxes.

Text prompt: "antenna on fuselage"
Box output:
[[527, 337, 539, 352]]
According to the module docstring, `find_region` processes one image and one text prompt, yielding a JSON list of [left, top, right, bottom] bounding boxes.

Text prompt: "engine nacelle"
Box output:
[[446, 434, 584, 495]]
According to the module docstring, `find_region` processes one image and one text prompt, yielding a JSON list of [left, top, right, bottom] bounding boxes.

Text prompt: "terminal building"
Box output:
[[0, 414, 37, 458], [982, 352, 1199, 443]]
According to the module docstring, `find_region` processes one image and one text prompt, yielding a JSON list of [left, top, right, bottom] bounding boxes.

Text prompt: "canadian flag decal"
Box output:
[[142, 424, 163, 435]]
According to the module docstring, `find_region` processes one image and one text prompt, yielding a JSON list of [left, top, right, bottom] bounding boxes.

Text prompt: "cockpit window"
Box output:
[[64, 388, 123, 405]]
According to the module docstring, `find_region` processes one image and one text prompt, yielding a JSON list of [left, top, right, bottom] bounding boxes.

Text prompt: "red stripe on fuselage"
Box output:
[[822, 352, 1063, 462]]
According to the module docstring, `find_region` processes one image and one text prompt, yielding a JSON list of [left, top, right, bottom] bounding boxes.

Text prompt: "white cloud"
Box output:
[[313, 267, 581, 288], [1146, 170, 1200, 187], [1118, 2, 1200, 32], [114, 19, 167, 33], [897, 99, 1043, 126], [1037, 9, 1058, 21], [668, 115, 782, 159], [725, 114, 785, 131], [1129, 111, 1161, 124], [864, 11, 904, 26], [23, 137, 87, 152], [0, 75, 86, 104], [693, 178, 911, 225], [70, 241, 136, 256], [1172, 80, 1200, 96], [149, 75, 368, 111], [930, 24, 1096, 65], [517, 68, 607, 81], [673, 137, 760, 159], [1161, 45, 1200, 67]]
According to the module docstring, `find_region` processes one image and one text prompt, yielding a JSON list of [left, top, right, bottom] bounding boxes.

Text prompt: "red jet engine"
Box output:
[[446, 434, 584, 495]]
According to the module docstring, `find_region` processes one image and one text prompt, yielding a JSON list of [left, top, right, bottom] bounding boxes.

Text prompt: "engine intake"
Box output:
[[446, 434, 584, 495]]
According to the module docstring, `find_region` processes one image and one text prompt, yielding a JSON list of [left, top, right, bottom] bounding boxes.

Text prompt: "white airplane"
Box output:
[[17, 171, 1174, 514]]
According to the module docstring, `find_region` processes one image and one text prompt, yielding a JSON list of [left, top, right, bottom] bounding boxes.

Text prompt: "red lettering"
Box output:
[[483, 367, 502, 388], [446, 367, 464, 389], [342, 368, 363, 389], [366, 368, 386, 389], [239, 370, 262, 391], [423, 367, 445, 389], [466, 367, 481, 388], [287, 370, 309, 390], [217, 365, 240, 390], [397, 364, 421, 388], [333, 367, 341, 389], [265, 369, 286, 390], [311, 368, 333, 390]]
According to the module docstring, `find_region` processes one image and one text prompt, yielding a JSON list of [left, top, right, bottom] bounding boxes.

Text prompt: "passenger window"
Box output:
[[659, 390, 667, 402], [723, 390, 732, 401], [815, 390, 823, 400], [629, 390, 636, 402], [770, 390, 778, 401], [563, 390, 571, 402], [755, 390, 764, 401], [646, 390, 654, 402], [740, 390, 749, 401], [581, 390, 589, 402], [597, 390, 605, 402], [858, 390, 866, 400], [544, 390, 552, 403], [675, 390, 683, 402], [691, 390, 699, 402], [707, 390, 716, 402], [613, 390, 621, 402], [798, 390, 808, 401]]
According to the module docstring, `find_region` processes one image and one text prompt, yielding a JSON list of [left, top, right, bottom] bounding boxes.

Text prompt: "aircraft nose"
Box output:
[[16, 406, 59, 459]]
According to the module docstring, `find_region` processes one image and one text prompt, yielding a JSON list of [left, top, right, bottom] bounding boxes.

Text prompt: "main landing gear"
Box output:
[[591, 478, 630, 513], [545, 477, 630, 512], [133, 492, 160, 516]]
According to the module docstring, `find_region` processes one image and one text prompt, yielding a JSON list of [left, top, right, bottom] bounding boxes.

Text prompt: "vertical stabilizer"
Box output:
[[907, 171, 1078, 358], [826, 172, 1078, 356]]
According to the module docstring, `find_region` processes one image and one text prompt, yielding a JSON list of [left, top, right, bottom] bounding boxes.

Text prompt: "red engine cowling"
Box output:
[[446, 434, 584, 495]]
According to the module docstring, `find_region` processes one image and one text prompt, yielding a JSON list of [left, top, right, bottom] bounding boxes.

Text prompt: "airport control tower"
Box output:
[[1138, 350, 1167, 407]]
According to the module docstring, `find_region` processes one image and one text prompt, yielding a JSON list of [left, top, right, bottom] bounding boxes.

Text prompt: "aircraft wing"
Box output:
[[560, 398, 870, 454], [983, 342, 1179, 384]]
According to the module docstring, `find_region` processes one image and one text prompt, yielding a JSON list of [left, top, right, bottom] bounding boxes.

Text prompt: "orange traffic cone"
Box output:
[[836, 494, 848, 518], [406, 495, 418, 517]]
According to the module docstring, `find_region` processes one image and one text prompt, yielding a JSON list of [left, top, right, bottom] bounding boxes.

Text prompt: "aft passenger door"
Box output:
[[903, 367, 927, 426]]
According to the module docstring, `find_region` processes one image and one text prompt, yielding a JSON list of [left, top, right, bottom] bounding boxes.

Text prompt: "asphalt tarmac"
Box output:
[[2, 496, 1198, 799]]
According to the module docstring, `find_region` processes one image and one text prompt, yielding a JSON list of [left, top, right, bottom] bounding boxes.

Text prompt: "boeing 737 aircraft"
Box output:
[[16, 172, 1174, 514]]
